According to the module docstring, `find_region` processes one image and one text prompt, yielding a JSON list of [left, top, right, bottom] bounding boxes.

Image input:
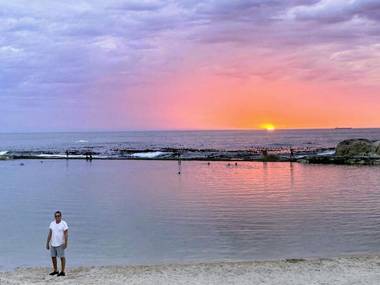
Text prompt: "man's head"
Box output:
[[54, 211, 62, 223]]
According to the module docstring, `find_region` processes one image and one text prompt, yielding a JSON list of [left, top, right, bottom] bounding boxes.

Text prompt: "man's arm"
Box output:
[[46, 229, 52, 250], [64, 230, 68, 249]]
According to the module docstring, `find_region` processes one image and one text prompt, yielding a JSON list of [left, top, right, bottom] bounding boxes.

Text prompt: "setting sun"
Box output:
[[260, 123, 276, 131]]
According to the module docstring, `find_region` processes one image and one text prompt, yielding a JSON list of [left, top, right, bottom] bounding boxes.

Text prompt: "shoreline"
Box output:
[[0, 146, 331, 162], [1, 255, 380, 284], [2, 154, 380, 166], [0, 147, 338, 162], [1, 137, 380, 165], [1, 143, 380, 165]]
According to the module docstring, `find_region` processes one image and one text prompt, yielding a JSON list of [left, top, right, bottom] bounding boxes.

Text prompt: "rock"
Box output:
[[371, 140, 380, 155], [304, 155, 380, 165], [261, 154, 281, 162], [336, 139, 373, 157]]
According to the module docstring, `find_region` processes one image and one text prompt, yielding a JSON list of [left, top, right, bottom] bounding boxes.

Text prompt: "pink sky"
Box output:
[[1, 0, 379, 131]]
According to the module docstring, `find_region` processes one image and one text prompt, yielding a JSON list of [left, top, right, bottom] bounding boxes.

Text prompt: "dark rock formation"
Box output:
[[302, 138, 380, 165], [336, 139, 373, 157], [301, 156, 380, 165], [371, 141, 380, 155]]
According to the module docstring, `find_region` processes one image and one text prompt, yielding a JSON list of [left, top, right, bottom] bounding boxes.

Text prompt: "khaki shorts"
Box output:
[[50, 245, 65, 258]]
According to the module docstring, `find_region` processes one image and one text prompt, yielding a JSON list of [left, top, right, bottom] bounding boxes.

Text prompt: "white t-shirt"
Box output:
[[49, 220, 68, 247]]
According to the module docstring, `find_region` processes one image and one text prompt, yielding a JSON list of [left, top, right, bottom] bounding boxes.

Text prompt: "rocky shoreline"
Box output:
[[1, 139, 380, 165], [0, 147, 329, 162], [300, 138, 380, 165]]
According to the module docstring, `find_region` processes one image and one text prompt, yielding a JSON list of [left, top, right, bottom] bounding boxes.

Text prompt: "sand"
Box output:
[[1, 256, 380, 285]]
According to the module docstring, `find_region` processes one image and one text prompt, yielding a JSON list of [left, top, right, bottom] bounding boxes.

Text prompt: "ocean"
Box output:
[[1, 129, 380, 154], [0, 130, 380, 270]]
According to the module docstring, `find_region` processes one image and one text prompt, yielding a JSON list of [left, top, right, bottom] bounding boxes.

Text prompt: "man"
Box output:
[[46, 211, 69, 276]]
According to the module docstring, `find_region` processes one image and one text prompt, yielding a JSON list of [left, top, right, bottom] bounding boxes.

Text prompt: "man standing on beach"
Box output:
[[46, 211, 68, 276]]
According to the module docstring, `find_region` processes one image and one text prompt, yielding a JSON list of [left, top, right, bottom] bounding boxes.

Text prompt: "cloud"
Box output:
[[110, 0, 166, 11], [0, 0, 379, 130], [287, 0, 380, 23], [1, 0, 378, 91]]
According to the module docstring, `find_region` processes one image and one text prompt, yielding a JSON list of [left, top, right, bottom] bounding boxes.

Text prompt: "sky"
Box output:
[[1, 0, 379, 131]]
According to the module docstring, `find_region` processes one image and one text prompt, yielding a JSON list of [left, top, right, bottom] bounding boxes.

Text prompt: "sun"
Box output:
[[260, 123, 276, 131]]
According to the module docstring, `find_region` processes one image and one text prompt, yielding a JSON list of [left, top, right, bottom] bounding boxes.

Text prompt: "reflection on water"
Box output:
[[0, 160, 379, 269]]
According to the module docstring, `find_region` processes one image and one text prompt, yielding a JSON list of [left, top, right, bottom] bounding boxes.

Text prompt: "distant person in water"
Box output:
[[65, 150, 69, 159], [290, 148, 294, 160], [85, 151, 93, 161], [177, 153, 182, 174], [46, 211, 69, 277]]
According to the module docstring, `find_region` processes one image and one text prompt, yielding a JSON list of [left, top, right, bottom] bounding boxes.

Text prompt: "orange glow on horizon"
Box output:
[[260, 123, 276, 131], [107, 67, 380, 131]]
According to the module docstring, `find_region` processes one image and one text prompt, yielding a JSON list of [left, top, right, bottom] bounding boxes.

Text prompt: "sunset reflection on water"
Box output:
[[0, 160, 379, 269]]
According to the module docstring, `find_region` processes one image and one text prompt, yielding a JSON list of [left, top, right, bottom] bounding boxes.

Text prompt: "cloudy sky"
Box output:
[[1, 0, 379, 131]]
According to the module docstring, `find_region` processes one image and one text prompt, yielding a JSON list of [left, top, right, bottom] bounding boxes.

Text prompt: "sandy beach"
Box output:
[[1, 256, 380, 285]]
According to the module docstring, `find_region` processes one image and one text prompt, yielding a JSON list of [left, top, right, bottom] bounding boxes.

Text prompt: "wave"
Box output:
[[36, 154, 86, 158], [130, 151, 165, 158], [317, 150, 335, 156], [0, 151, 8, 156], [35, 153, 110, 159], [76, 140, 89, 143]]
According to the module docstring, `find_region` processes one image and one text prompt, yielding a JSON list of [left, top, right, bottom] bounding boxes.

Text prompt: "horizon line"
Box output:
[[1, 127, 380, 134]]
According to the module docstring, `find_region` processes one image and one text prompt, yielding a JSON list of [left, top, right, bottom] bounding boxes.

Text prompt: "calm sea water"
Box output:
[[0, 159, 379, 270], [1, 129, 380, 153]]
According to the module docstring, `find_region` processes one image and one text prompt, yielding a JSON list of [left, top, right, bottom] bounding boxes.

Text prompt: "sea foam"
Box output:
[[317, 150, 336, 156], [130, 151, 165, 158], [36, 153, 86, 158]]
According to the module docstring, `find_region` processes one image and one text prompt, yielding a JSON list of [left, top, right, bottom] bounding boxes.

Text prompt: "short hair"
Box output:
[[55, 211, 62, 216]]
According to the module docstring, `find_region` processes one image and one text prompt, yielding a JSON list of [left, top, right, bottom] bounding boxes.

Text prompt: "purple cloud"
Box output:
[[0, 0, 379, 131], [287, 0, 380, 23]]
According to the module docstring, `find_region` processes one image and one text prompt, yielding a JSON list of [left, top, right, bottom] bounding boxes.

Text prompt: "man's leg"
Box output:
[[57, 245, 66, 276], [61, 257, 66, 273], [50, 246, 58, 274], [51, 257, 58, 272]]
